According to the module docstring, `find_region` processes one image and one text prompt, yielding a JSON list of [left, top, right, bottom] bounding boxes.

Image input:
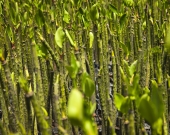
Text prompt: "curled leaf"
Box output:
[[55, 27, 65, 48], [65, 30, 76, 48]]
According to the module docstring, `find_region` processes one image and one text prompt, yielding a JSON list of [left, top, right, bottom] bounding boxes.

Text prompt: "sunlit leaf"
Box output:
[[114, 93, 125, 111], [89, 32, 94, 48], [120, 66, 129, 84], [152, 118, 163, 135], [65, 30, 76, 48], [63, 9, 70, 23], [41, 107, 48, 117], [23, 12, 28, 21], [129, 60, 138, 76], [55, 27, 65, 48], [68, 88, 84, 125]]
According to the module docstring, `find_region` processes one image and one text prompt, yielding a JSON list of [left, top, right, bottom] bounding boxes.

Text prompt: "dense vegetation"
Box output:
[[0, 0, 170, 135]]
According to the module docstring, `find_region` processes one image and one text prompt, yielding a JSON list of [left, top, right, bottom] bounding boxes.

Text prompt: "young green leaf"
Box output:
[[129, 74, 140, 100], [65, 30, 76, 48], [6, 25, 13, 42], [81, 72, 95, 97], [120, 97, 131, 113], [123, 60, 131, 77], [114, 93, 125, 111], [63, 9, 70, 23], [152, 118, 163, 135], [66, 54, 80, 79], [84, 78, 95, 97], [120, 66, 129, 84], [68, 88, 84, 125], [129, 60, 138, 76], [55, 27, 65, 48], [150, 80, 164, 118], [36, 44, 48, 58], [138, 94, 157, 124], [89, 32, 94, 48]]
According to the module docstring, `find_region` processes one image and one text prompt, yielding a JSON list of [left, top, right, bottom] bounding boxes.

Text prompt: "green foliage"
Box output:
[[65, 30, 77, 48], [35, 9, 45, 27], [63, 9, 70, 23], [36, 44, 48, 58], [117, 61, 164, 134], [81, 72, 95, 97], [108, 4, 118, 14], [90, 3, 99, 21], [55, 27, 65, 48], [89, 32, 94, 48], [68, 73, 97, 135], [138, 81, 164, 135], [0, 0, 169, 135], [66, 54, 80, 79], [123, 0, 134, 7], [6, 25, 14, 42], [114, 94, 131, 113], [68, 88, 84, 126]]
